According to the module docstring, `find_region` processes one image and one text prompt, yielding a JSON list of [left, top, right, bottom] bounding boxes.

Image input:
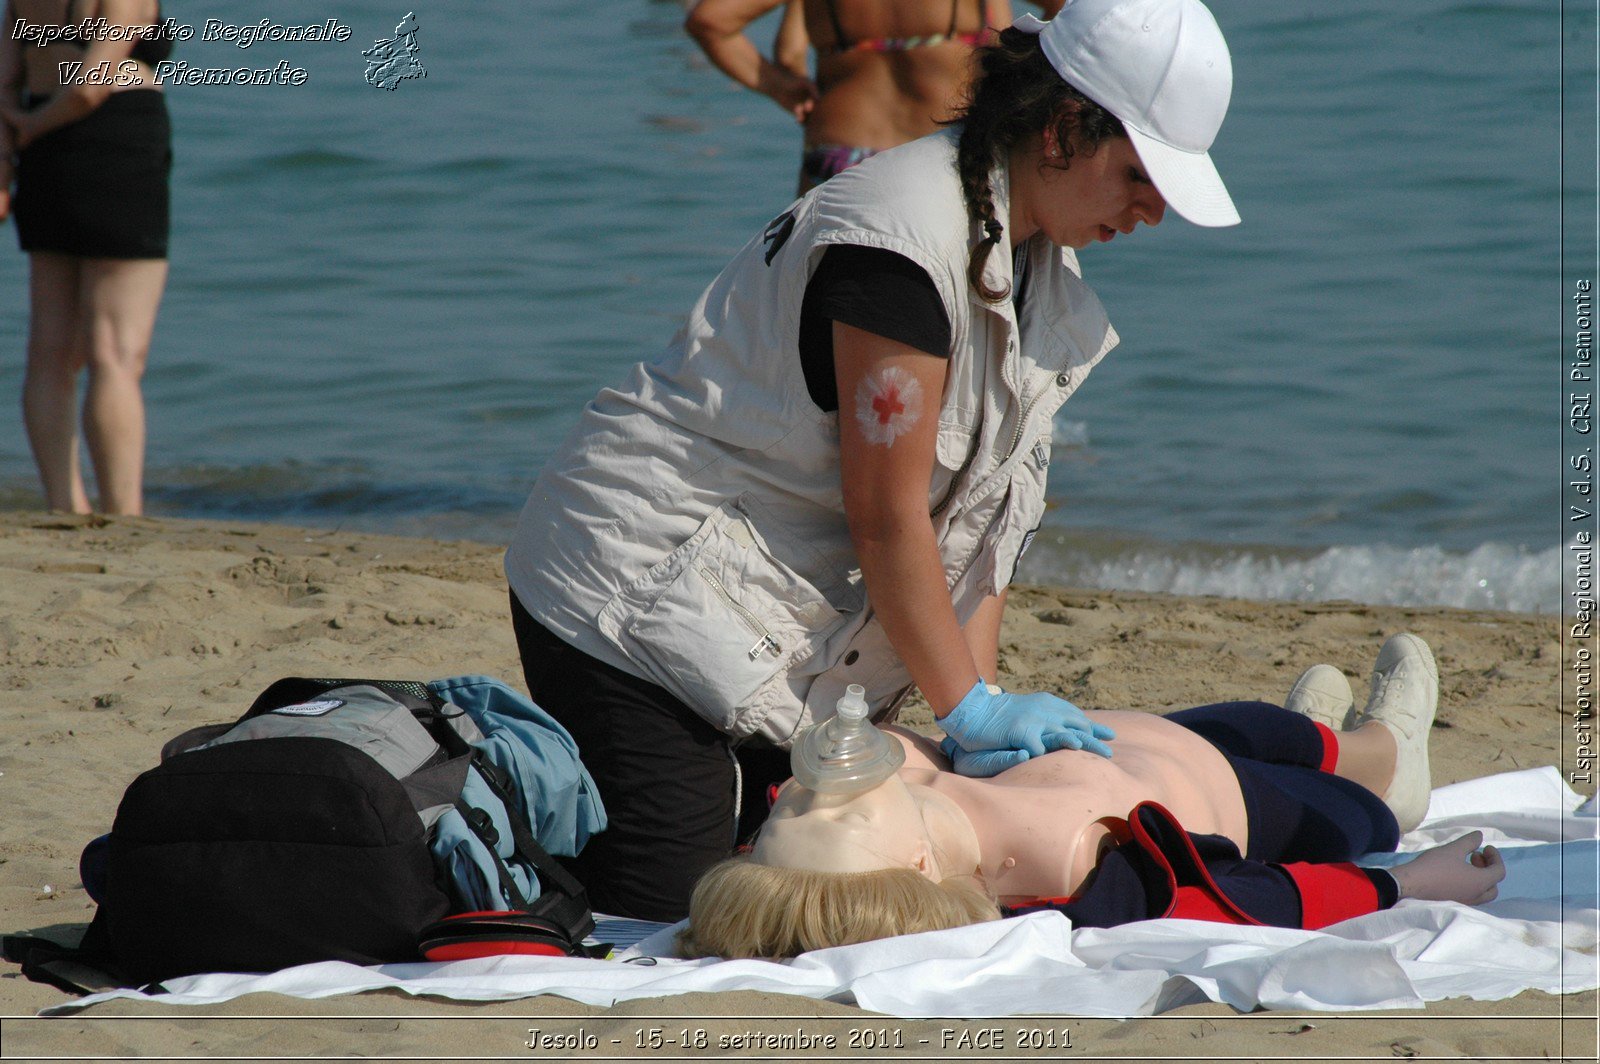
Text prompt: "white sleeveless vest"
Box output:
[[506, 129, 1118, 745]]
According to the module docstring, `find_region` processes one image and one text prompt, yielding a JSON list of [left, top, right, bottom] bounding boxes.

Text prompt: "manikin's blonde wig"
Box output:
[[677, 856, 1001, 959]]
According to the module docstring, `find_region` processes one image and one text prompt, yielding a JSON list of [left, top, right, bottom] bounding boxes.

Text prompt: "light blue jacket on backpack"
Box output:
[[424, 675, 606, 913]]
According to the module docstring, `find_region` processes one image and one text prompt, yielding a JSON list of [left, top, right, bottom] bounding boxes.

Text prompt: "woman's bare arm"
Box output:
[[686, 0, 817, 121], [962, 589, 1007, 684], [834, 322, 982, 717], [772, 0, 808, 77]]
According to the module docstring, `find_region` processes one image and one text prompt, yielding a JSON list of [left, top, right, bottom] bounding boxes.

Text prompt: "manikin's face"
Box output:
[[752, 775, 975, 880], [1010, 132, 1168, 249]]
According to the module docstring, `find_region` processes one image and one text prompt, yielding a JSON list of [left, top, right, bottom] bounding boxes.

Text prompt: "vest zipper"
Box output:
[[934, 309, 1056, 518], [698, 565, 782, 660], [1002, 384, 1049, 466], [931, 380, 1048, 520]]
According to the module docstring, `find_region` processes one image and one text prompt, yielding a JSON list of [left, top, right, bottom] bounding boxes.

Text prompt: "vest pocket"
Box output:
[[596, 495, 859, 731]]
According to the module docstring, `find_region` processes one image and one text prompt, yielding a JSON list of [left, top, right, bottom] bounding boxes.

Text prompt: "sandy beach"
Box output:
[[0, 512, 1592, 1061]]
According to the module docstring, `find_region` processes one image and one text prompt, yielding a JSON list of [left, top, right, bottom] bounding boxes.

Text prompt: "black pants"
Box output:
[[510, 593, 791, 922], [1166, 702, 1399, 862]]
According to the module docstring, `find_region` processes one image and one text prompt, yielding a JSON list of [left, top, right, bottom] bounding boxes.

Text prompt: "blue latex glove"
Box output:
[[938, 736, 1031, 778], [937, 680, 1115, 761]]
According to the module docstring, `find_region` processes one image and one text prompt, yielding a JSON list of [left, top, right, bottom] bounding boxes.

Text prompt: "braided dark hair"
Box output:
[[946, 28, 1126, 302]]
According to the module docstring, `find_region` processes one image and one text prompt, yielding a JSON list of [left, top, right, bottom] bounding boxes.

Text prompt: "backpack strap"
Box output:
[[452, 795, 596, 949], [463, 750, 595, 944], [2, 918, 136, 996], [453, 797, 536, 910]]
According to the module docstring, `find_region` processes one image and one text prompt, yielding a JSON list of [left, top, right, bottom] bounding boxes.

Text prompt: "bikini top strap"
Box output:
[[947, 0, 961, 38]]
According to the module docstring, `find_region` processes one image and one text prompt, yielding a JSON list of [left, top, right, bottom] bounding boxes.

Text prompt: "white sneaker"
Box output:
[[1283, 664, 1355, 731], [1356, 633, 1439, 833]]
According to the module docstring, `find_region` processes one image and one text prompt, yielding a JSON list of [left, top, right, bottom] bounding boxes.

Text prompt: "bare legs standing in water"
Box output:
[[23, 252, 166, 514]]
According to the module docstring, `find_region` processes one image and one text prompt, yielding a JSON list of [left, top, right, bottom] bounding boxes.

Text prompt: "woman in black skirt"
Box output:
[[0, 0, 172, 514]]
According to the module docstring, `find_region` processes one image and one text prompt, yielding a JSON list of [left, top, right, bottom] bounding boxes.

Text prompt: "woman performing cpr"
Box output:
[[507, 0, 1245, 921], [681, 636, 1508, 958]]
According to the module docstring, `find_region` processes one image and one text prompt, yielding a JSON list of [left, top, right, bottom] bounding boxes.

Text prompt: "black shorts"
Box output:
[[13, 90, 172, 259]]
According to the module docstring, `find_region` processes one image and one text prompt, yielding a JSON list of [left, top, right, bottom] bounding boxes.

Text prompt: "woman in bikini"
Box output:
[[687, 0, 1057, 192], [0, 0, 172, 514], [681, 637, 1508, 958]]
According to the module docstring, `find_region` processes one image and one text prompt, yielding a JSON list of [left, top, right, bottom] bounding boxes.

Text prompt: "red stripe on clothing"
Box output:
[[1314, 721, 1340, 773], [1169, 885, 1255, 924], [1282, 861, 1382, 928], [1130, 802, 1265, 927]]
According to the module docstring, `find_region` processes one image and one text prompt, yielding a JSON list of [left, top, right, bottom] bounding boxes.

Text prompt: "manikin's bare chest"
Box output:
[[922, 712, 1250, 900]]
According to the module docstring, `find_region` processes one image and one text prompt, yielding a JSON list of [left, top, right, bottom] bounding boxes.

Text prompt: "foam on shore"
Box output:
[[1020, 531, 1557, 614]]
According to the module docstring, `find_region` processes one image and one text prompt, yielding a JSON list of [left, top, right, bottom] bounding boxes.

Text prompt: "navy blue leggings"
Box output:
[[1166, 702, 1399, 862]]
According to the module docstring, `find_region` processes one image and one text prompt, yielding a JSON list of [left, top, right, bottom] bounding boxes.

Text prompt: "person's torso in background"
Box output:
[[803, 0, 1005, 149], [12, 0, 166, 98]]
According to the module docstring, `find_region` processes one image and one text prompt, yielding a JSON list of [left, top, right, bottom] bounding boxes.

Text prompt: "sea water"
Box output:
[[0, 0, 1583, 614]]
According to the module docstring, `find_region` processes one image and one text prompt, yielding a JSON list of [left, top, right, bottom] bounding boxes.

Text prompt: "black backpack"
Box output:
[[4, 676, 608, 992]]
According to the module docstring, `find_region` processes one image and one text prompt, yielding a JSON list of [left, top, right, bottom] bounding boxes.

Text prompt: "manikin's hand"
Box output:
[[1388, 831, 1505, 905], [938, 680, 1115, 767]]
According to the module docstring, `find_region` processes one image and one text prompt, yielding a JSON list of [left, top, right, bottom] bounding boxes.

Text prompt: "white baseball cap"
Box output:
[[1014, 0, 1240, 227]]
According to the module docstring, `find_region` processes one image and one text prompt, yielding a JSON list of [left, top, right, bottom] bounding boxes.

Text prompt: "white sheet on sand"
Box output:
[[46, 767, 1600, 1018]]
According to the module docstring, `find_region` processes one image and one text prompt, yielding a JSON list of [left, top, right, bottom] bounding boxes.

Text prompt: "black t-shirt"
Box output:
[[797, 245, 952, 412]]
